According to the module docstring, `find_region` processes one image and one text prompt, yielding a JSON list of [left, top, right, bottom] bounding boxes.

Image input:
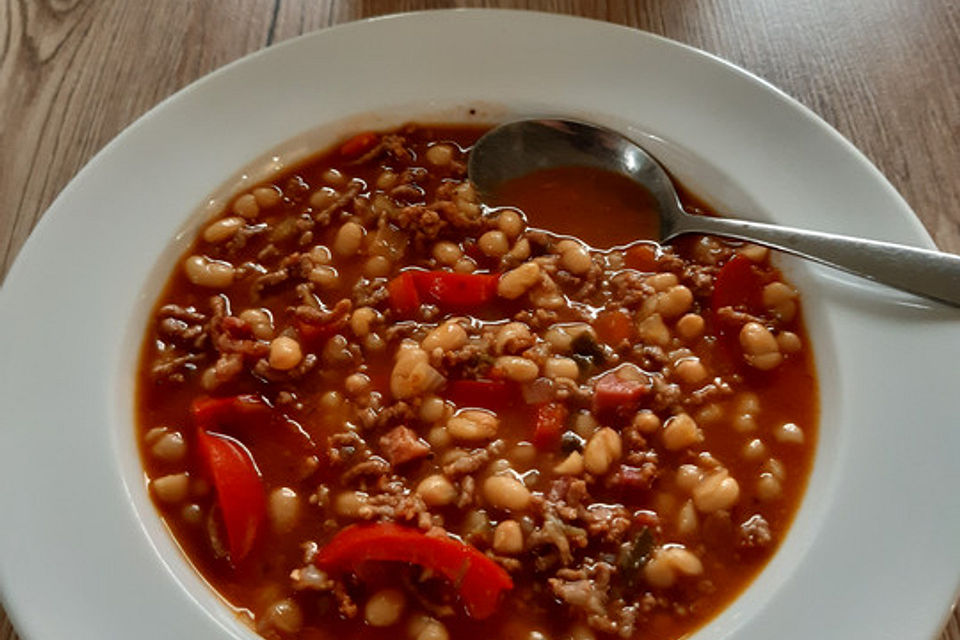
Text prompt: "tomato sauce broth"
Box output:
[[137, 123, 817, 640]]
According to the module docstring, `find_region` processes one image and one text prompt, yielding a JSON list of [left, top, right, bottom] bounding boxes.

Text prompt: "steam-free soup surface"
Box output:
[[138, 123, 816, 640]]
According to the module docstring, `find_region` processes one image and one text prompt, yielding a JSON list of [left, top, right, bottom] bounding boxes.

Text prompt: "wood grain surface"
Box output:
[[1, 1, 958, 638]]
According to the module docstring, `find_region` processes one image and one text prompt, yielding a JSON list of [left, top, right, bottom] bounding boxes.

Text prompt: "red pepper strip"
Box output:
[[339, 131, 379, 159], [190, 394, 272, 431], [594, 309, 634, 347], [592, 372, 651, 416], [196, 430, 267, 563], [387, 272, 421, 316], [411, 271, 500, 308], [711, 254, 764, 322], [532, 402, 569, 450], [315, 523, 513, 619], [444, 379, 519, 411]]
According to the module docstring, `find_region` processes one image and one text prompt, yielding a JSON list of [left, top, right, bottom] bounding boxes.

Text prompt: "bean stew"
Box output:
[[137, 123, 817, 640]]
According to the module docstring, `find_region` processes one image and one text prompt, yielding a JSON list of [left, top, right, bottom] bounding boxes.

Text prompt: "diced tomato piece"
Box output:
[[592, 372, 651, 415], [190, 395, 272, 431], [339, 131, 379, 159], [315, 523, 513, 619], [387, 272, 421, 316], [444, 379, 519, 411], [625, 243, 659, 272], [594, 309, 634, 346], [411, 271, 499, 308], [532, 402, 569, 450], [196, 430, 267, 563]]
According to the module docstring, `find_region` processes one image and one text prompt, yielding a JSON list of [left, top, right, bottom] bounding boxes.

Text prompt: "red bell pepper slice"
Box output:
[[196, 430, 267, 563], [444, 379, 519, 411], [315, 523, 513, 619], [711, 254, 764, 319], [592, 372, 651, 415], [339, 131, 379, 159], [411, 271, 499, 308], [387, 272, 421, 316], [532, 402, 569, 450], [190, 394, 272, 431], [594, 309, 634, 346]]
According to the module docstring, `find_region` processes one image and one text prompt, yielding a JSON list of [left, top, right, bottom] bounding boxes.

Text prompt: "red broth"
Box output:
[[138, 123, 816, 640]]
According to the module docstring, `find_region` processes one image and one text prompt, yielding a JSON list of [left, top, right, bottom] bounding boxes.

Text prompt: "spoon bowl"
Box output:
[[469, 118, 960, 307]]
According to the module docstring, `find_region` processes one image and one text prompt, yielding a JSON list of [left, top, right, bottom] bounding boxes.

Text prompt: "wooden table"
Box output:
[[1, 2, 957, 638]]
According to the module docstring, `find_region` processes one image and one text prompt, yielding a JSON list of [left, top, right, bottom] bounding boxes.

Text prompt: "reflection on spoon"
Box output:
[[468, 118, 960, 307]]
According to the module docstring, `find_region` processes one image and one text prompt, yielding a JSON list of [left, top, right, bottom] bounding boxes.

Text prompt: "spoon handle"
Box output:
[[675, 214, 960, 306]]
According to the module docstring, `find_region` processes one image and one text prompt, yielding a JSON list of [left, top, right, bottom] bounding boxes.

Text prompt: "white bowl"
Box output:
[[1, 10, 959, 640]]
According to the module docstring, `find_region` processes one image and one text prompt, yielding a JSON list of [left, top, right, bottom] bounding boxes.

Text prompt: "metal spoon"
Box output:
[[468, 118, 960, 306]]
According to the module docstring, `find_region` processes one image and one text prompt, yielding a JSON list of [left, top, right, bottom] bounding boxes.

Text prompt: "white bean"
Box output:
[[268, 487, 300, 534], [693, 470, 740, 513], [483, 475, 531, 511], [184, 255, 235, 288], [365, 588, 406, 627], [479, 230, 510, 257], [498, 262, 541, 299], [422, 321, 468, 352], [446, 410, 499, 441], [416, 474, 457, 506], [493, 519, 524, 554], [152, 473, 190, 504], [269, 336, 303, 370], [494, 355, 539, 382], [202, 216, 244, 243], [334, 221, 365, 257], [662, 413, 703, 451], [583, 427, 622, 475]]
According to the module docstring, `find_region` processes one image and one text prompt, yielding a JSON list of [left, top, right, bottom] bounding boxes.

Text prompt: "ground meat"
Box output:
[[252, 352, 318, 382], [341, 456, 391, 485], [327, 431, 369, 468], [151, 352, 206, 382], [211, 352, 245, 387], [157, 305, 208, 348], [527, 514, 588, 566], [313, 181, 363, 223], [379, 425, 431, 466], [223, 223, 265, 256], [357, 488, 431, 525], [542, 477, 589, 521], [715, 306, 764, 327], [333, 582, 358, 618], [455, 475, 476, 509], [357, 400, 415, 431], [351, 277, 390, 309], [442, 440, 505, 478], [293, 298, 352, 330], [290, 565, 335, 591], [737, 514, 772, 549], [648, 377, 683, 411], [580, 503, 633, 544], [609, 458, 658, 492], [438, 341, 494, 378], [550, 563, 640, 638], [433, 181, 482, 230], [688, 379, 734, 405], [206, 297, 270, 362], [681, 261, 719, 296], [512, 308, 560, 330]]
